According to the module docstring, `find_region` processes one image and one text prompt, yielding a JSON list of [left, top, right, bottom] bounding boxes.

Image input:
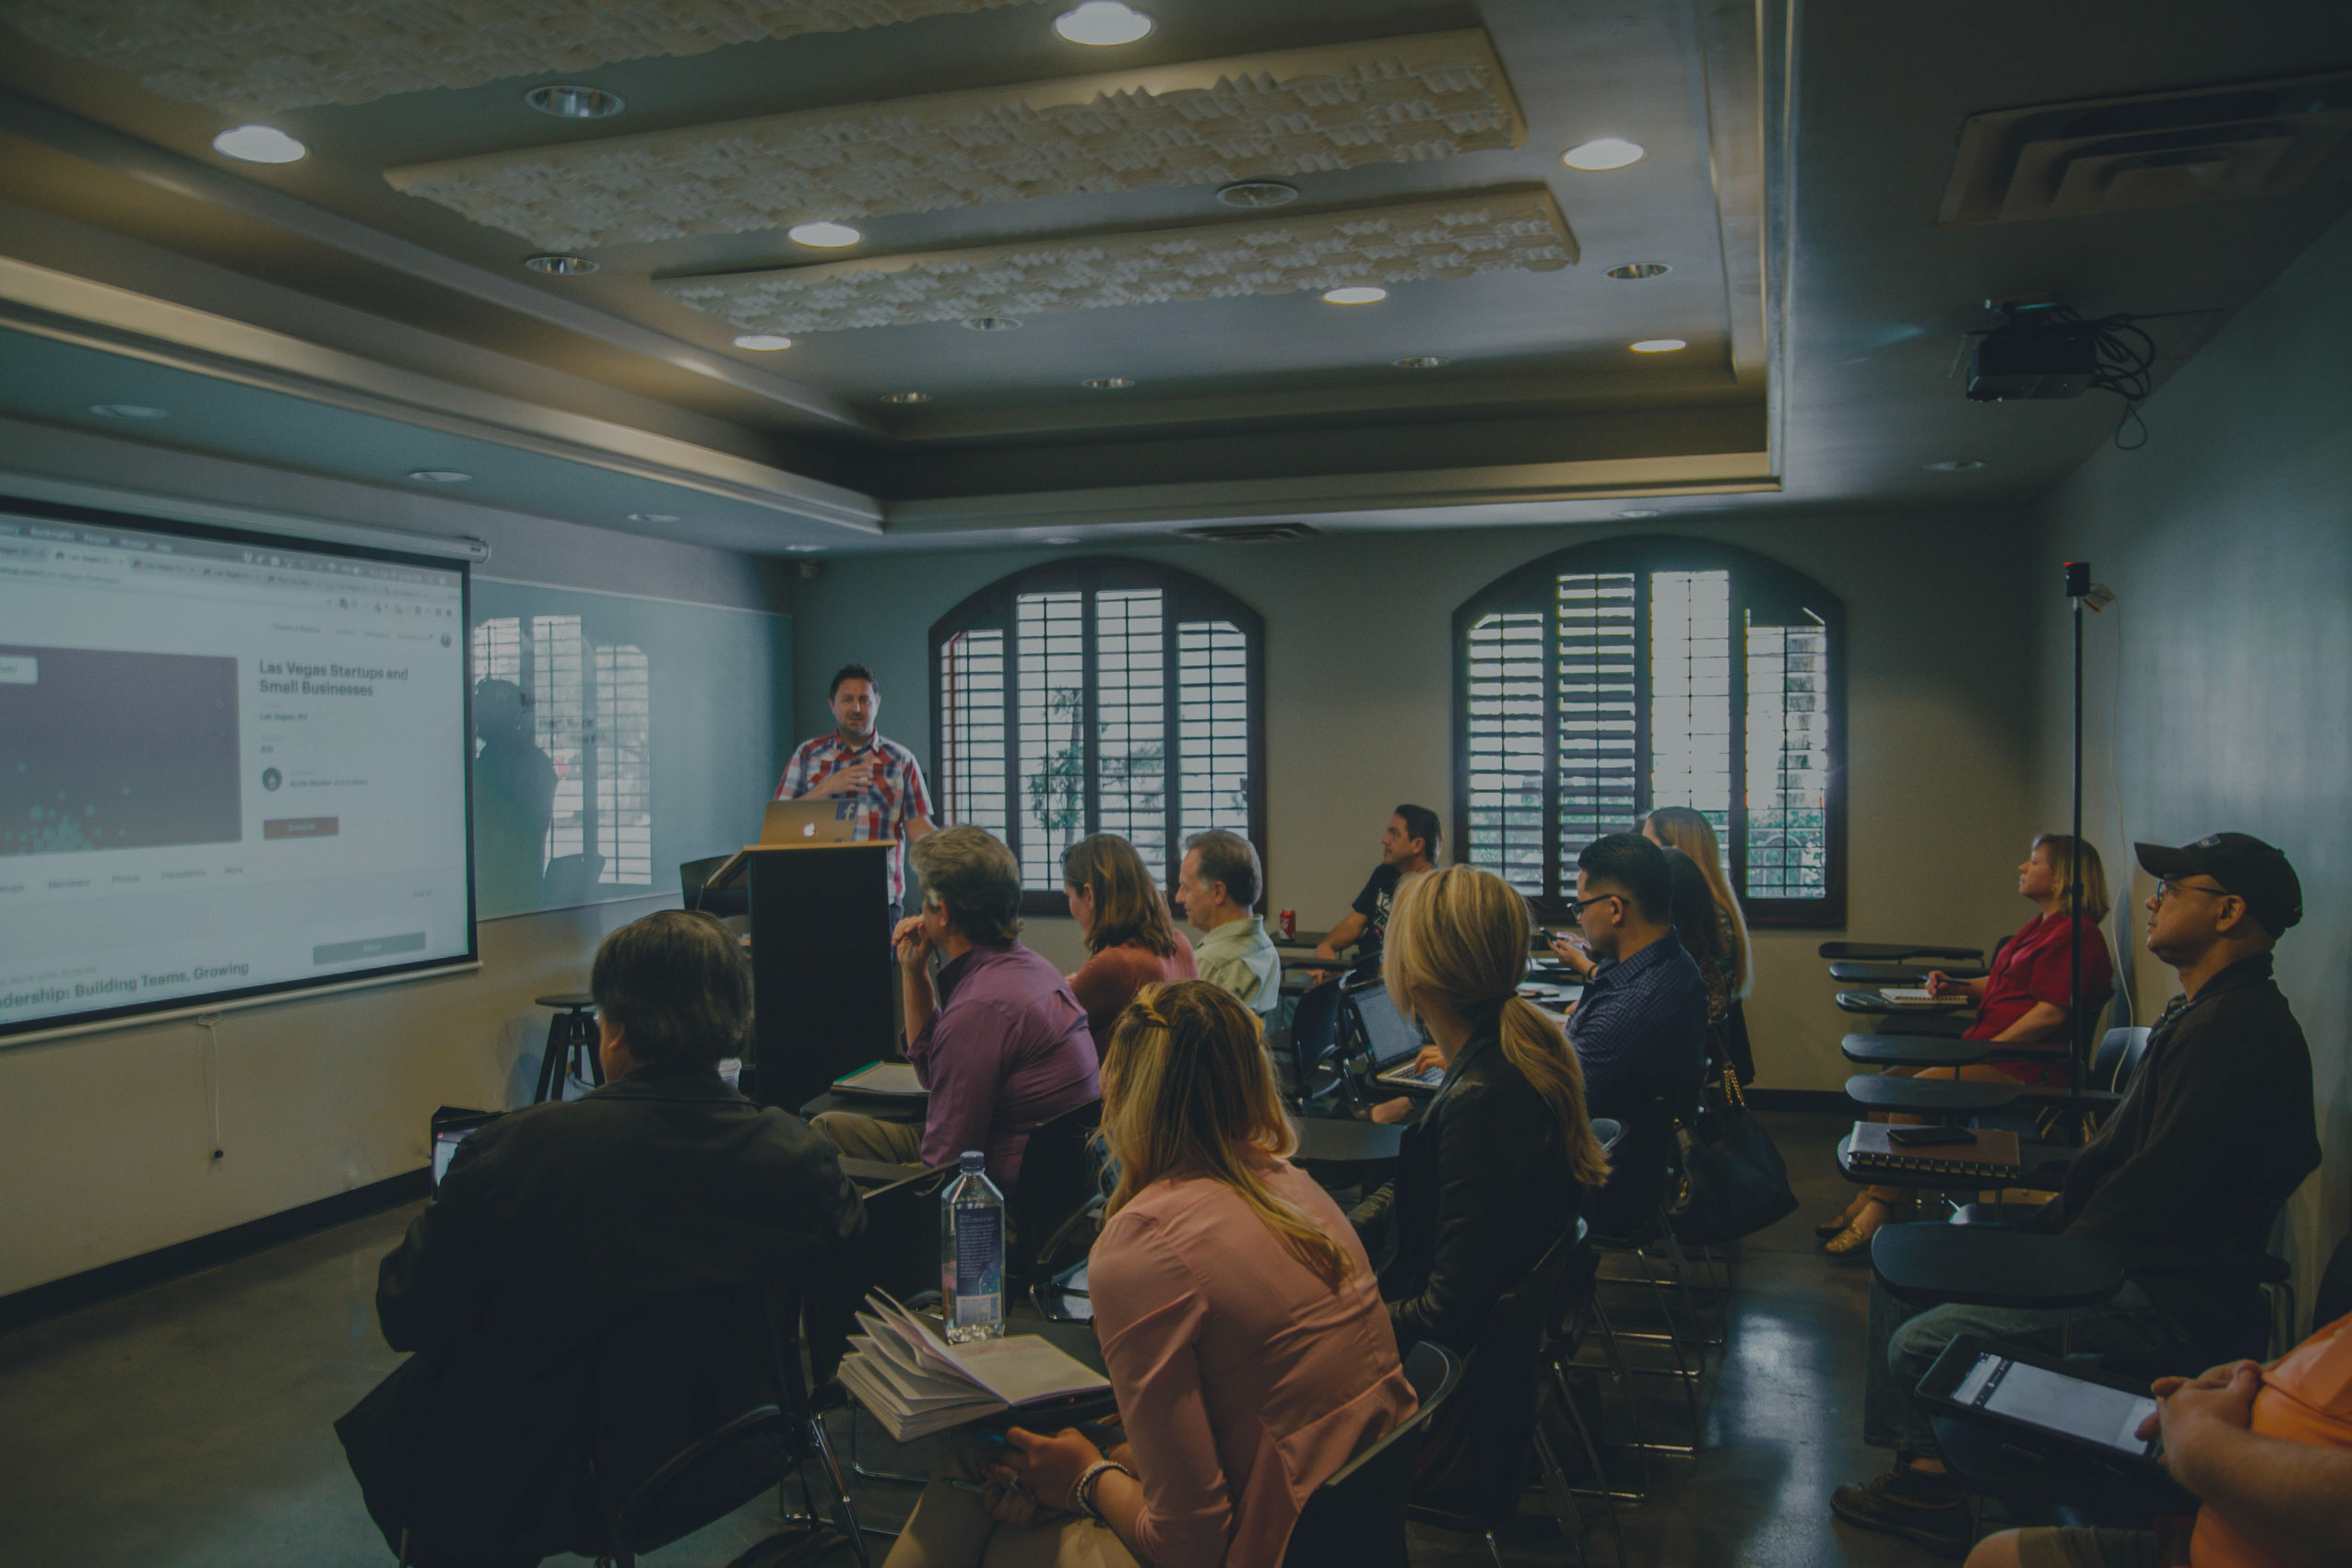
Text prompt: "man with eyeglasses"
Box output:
[[1551, 831, 1710, 1122], [1831, 832, 2321, 1561]]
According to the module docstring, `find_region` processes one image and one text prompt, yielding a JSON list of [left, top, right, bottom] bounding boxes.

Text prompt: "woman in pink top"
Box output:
[[882, 981, 1415, 1568], [1059, 833, 1196, 1059]]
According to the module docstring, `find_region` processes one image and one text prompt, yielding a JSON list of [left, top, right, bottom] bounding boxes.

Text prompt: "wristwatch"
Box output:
[[1071, 1457, 1132, 1523]]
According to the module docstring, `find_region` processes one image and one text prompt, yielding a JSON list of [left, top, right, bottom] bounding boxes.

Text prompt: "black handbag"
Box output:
[[1669, 1068, 1799, 1244]]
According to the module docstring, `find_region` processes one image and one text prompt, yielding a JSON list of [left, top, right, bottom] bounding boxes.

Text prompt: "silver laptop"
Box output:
[[761, 796, 860, 844]]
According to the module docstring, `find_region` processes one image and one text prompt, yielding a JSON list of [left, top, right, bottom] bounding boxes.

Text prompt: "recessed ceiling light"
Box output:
[[524, 253, 597, 275], [1044, 536, 1083, 546], [1925, 458, 1988, 471], [1323, 286, 1388, 306], [88, 402, 168, 419], [1563, 137, 1646, 171], [525, 84, 624, 119], [731, 333, 794, 351], [1082, 377, 1133, 390], [962, 316, 1022, 332], [1217, 181, 1298, 209], [788, 220, 861, 248], [784, 544, 827, 554], [1393, 356, 1448, 370], [627, 512, 680, 524], [1615, 508, 1661, 518], [1054, 2, 1153, 45], [407, 469, 472, 483], [1606, 262, 1672, 280], [212, 124, 307, 163], [1630, 337, 1687, 353], [881, 392, 931, 405]]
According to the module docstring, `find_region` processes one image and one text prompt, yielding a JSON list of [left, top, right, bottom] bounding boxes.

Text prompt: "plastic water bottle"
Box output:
[[940, 1150, 1006, 1343]]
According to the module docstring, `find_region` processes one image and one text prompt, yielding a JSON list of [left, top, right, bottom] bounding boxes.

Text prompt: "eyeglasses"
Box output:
[[1566, 891, 1623, 914], [2152, 878, 2231, 904]]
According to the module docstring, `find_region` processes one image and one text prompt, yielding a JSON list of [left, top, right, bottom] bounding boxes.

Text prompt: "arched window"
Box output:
[[931, 559, 1265, 908], [1454, 536, 1846, 925]]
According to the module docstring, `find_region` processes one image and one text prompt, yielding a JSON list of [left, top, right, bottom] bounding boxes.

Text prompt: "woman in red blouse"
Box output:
[[1059, 834, 1196, 1059], [1822, 835, 2116, 1255]]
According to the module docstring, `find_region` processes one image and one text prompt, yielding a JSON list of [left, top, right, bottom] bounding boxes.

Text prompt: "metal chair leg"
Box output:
[[1533, 1408, 1600, 1566], [808, 1413, 879, 1568], [840, 1405, 931, 1485]]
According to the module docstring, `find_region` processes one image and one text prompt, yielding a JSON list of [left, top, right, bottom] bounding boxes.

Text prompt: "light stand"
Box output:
[[2063, 560, 2090, 1097]]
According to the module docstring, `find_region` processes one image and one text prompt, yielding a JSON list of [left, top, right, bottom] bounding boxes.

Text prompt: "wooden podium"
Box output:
[[715, 842, 896, 1114]]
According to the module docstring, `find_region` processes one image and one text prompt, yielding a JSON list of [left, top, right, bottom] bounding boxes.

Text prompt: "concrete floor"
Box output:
[[0, 1112, 1943, 1567]]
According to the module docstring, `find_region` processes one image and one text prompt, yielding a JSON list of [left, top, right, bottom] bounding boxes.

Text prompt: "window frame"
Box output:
[[1451, 535, 1847, 927], [929, 557, 1268, 915]]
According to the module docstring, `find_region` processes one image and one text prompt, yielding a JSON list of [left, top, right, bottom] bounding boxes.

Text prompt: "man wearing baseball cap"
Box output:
[[1832, 831, 2320, 1559]]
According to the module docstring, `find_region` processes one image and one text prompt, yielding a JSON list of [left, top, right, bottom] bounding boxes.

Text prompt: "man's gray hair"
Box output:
[[1185, 829, 1261, 911], [911, 825, 1024, 943]]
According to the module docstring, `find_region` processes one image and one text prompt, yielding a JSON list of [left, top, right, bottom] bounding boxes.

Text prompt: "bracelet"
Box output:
[[1071, 1458, 1131, 1523]]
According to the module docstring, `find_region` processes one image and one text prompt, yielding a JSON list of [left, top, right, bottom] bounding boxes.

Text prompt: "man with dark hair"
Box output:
[[1314, 804, 1441, 963], [1830, 832, 2320, 1560], [1558, 831, 1709, 1120], [775, 662, 933, 919], [812, 826, 1098, 1189], [337, 911, 866, 1568], [1176, 828, 1281, 1014]]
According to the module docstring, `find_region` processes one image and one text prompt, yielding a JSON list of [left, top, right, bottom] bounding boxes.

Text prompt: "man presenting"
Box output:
[[777, 663, 933, 920], [1176, 829, 1282, 1015], [337, 911, 866, 1568], [1314, 804, 1441, 962], [1830, 832, 2320, 1560]]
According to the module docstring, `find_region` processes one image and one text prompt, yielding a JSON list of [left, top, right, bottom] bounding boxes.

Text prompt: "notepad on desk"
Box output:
[[1847, 1123, 2023, 1182], [837, 1292, 1111, 1442], [832, 1061, 926, 1098], [1876, 988, 1970, 1009]]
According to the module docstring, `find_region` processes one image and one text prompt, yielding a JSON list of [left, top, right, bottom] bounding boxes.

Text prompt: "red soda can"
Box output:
[[1278, 909, 1295, 939]]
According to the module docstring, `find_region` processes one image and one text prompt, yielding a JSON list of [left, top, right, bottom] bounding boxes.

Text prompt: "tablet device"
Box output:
[[1916, 1335, 2167, 1480]]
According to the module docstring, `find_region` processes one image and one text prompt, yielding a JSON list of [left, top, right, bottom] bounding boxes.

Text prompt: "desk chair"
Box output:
[[1282, 1341, 1463, 1568], [1819, 941, 1986, 964], [1827, 960, 1990, 984], [1584, 1086, 1710, 1456], [1275, 977, 1353, 1113], [1008, 1098, 1105, 1289], [680, 855, 748, 920]]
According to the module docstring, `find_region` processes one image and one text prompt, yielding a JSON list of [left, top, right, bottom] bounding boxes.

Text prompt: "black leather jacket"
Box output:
[[337, 1062, 866, 1565], [1350, 1012, 1579, 1353]]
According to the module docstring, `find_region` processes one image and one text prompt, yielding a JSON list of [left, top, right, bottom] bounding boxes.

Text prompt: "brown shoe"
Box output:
[[1830, 1464, 1974, 1558]]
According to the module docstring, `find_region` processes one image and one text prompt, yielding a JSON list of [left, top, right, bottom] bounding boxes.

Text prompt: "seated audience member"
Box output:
[[1641, 807, 1751, 1016], [1821, 834, 2119, 1255], [883, 981, 1415, 1568], [1175, 829, 1281, 1015], [337, 911, 866, 1568], [1312, 804, 1441, 963], [1553, 832, 1710, 1122], [1831, 832, 2321, 1559], [1060, 832, 1196, 1058], [814, 825, 1098, 1189], [1965, 1315, 2352, 1568], [1660, 844, 1733, 1030]]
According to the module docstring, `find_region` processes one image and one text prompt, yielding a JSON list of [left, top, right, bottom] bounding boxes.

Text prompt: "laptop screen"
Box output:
[[1349, 982, 1425, 1067]]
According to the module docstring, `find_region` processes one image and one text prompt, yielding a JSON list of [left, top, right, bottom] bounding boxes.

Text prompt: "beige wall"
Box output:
[[2030, 207, 2352, 1317], [795, 510, 2045, 1092], [0, 429, 794, 1298]]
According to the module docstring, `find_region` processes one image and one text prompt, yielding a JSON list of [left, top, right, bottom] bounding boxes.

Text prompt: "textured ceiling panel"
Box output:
[[0, 0, 1052, 115], [660, 187, 1577, 334], [384, 30, 1525, 250]]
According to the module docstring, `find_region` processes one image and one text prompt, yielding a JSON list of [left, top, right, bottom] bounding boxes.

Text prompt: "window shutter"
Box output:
[[1095, 588, 1168, 875], [1175, 618, 1250, 847], [1554, 572, 1639, 867], [938, 625, 1009, 840], [1743, 609, 1832, 899], [1014, 590, 1087, 890], [1463, 608, 1547, 894]]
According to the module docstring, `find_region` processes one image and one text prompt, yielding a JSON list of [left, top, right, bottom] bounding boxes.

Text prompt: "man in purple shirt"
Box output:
[[812, 825, 1098, 1191]]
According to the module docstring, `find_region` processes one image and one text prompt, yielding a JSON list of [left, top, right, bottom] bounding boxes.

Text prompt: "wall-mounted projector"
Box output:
[[1966, 301, 2098, 401]]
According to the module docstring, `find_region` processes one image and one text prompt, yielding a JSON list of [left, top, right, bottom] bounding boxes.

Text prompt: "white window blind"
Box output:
[[468, 614, 652, 888]]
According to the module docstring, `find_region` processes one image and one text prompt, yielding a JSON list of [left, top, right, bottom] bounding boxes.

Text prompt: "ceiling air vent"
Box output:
[[1173, 523, 1325, 542], [1937, 71, 2352, 226]]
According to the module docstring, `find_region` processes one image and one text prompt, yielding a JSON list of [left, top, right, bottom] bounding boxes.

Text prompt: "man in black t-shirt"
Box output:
[[1314, 804, 1441, 962]]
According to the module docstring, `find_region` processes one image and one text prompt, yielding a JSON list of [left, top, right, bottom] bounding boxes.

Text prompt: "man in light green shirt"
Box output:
[[1176, 829, 1281, 1015]]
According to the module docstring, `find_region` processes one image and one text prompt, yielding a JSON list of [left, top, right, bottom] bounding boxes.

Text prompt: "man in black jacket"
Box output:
[[1831, 833, 2319, 1559], [336, 911, 867, 1567]]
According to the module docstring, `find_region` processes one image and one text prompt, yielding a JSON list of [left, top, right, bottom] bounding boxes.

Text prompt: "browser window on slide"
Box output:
[[0, 510, 473, 1035]]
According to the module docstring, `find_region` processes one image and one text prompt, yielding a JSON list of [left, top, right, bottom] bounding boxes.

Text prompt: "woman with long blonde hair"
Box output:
[[884, 980, 1413, 1568], [1641, 806, 1751, 1000]]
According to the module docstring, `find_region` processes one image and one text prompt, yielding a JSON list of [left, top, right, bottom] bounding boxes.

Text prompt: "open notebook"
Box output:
[[836, 1291, 1110, 1442]]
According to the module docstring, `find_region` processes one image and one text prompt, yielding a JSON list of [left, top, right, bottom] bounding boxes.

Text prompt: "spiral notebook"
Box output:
[[1847, 1123, 2023, 1182]]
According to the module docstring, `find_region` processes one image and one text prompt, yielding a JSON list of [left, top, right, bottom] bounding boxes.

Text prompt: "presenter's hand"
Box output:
[[1003, 1426, 1103, 1515], [813, 761, 879, 798]]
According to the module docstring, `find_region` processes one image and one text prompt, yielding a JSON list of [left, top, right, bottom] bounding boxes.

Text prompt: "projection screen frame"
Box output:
[[0, 493, 481, 1043]]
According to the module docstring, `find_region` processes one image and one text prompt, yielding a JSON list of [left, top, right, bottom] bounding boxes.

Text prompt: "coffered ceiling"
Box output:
[[0, 0, 2343, 555]]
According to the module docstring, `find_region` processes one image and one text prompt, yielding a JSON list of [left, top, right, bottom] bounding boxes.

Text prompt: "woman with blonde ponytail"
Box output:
[[887, 980, 1413, 1568]]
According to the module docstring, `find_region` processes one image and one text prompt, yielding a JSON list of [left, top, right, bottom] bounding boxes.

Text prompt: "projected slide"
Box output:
[[0, 505, 474, 1037]]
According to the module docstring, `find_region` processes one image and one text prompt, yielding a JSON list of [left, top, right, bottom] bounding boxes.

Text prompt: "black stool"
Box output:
[[534, 993, 602, 1103]]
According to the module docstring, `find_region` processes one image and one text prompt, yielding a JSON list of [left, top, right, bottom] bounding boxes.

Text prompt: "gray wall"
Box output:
[[2030, 207, 2352, 1315], [0, 426, 794, 1298], [796, 510, 2045, 1093]]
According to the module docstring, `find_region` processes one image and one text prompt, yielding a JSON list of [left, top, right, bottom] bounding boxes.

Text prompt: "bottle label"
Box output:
[[953, 1207, 1003, 1326]]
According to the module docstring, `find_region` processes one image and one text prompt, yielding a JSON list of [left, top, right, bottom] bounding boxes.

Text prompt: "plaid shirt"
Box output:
[[775, 731, 933, 903]]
